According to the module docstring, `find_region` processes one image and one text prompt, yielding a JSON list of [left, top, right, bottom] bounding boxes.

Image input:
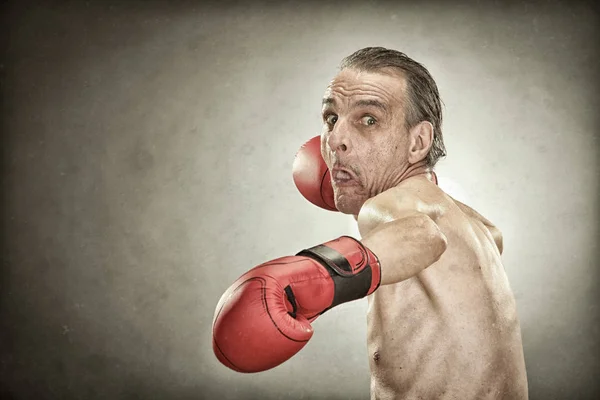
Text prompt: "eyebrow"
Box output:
[[322, 97, 336, 106], [321, 97, 388, 113]]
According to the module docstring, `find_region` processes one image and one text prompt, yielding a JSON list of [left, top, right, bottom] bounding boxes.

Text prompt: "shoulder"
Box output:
[[357, 178, 441, 236], [360, 186, 417, 218], [453, 199, 504, 255]]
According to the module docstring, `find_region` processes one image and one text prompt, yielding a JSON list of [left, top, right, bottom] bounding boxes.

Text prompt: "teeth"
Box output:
[[334, 170, 352, 180]]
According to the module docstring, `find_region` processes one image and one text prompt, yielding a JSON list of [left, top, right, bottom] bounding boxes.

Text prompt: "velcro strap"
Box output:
[[297, 244, 354, 276], [297, 243, 373, 309]]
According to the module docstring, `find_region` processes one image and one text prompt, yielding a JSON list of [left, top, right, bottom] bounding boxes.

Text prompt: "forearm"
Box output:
[[361, 214, 447, 285]]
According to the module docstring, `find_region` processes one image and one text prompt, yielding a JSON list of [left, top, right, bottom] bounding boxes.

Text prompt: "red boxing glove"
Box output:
[[292, 135, 338, 212], [212, 236, 381, 373]]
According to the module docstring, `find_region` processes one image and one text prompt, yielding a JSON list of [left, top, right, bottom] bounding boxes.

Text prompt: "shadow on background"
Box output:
[[1, 0, 599, 399]]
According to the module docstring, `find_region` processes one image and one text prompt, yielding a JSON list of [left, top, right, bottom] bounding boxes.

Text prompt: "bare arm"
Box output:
[[357, 191, 447, 286], [453, 199, 503, 254]]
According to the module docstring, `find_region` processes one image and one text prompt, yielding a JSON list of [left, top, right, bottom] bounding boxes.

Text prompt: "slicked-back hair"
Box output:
[[340, 47, 446, 167]]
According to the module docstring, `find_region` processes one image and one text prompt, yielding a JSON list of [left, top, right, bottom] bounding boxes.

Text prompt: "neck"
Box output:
[[352, 162, 436, 221], [398, 161, 436, 183]]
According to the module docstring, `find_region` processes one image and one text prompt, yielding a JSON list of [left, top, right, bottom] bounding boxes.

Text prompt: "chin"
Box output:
[[334, 195, 364, 215]]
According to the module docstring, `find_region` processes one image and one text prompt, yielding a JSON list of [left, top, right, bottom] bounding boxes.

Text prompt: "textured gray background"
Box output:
[[2, 1, 599, 399]]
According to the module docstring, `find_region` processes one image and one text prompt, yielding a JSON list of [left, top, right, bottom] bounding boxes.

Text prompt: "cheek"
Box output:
[[370, 144, 394, 165], [357, 151, 383, 181], [363, 146, 400, 178], [320, 133, 330, 164], [384, 135, 407, 162]]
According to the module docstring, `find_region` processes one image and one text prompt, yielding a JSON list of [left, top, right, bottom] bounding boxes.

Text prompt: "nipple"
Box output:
[[373, 351, 381, 363]]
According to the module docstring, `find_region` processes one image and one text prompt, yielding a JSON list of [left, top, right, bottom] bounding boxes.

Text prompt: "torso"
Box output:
[[361, 179, 528, 400]]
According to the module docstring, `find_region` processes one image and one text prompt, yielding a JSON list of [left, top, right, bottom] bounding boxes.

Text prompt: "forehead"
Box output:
[[323, 68, 407, 108]]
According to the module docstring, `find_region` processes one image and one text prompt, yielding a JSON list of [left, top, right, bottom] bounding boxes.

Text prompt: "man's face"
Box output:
[[321, 68, 411, 215]]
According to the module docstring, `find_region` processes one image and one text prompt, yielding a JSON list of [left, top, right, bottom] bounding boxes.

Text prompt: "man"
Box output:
[[212, 47, 528, 399]]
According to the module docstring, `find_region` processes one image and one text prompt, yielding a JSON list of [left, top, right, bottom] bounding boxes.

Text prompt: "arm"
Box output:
[[212, 235, 381, 373], [212, 208, 442, 373], [357, 191, 448, 286], [453, 199, 503, 255], [214, 139, 446, 374]]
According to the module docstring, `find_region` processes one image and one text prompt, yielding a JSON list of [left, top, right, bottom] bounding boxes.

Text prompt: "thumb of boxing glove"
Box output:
[[292, 135, 338, 212], [212, 258, 315, 373]]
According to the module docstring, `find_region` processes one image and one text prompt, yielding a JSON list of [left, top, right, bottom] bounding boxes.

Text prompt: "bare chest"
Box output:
[[366, 267, 526, 399]]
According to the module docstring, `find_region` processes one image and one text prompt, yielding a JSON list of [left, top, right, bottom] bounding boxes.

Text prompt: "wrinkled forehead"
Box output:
[[323, 68, 408, 108]]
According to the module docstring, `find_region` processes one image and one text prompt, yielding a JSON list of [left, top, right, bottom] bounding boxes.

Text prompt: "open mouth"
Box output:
[[331, 168, 359, 186]]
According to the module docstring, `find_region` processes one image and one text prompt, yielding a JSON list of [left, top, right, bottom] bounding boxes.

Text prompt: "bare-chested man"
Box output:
[[212, 47, 528, 400]]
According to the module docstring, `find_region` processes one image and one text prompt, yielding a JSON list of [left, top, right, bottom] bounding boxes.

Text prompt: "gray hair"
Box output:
[[340, 47, 446, 167]]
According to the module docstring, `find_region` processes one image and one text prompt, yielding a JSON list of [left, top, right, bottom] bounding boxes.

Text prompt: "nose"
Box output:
[[326, 120, 350, 154]]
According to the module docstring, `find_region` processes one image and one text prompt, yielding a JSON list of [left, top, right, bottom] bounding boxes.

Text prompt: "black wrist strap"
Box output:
[[296, 243, 373, 312]]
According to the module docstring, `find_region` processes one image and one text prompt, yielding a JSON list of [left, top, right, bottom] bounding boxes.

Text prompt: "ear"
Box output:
[[407, 121, 434, 164]]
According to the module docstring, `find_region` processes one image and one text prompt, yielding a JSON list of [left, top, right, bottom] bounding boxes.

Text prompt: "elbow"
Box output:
[[365, 213, 448, 285]]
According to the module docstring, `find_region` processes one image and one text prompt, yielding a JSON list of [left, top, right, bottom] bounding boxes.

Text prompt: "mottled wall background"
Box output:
[[1, 1, 599, 399]]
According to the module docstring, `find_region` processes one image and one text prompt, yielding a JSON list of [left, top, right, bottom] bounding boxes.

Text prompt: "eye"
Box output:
[[361, 116, 377, 126], [325, 114, 338, 125]]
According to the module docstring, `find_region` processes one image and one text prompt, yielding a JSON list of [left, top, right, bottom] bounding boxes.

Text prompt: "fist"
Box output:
[[292, 136, 337, 212], [212, 256, 329, 373]]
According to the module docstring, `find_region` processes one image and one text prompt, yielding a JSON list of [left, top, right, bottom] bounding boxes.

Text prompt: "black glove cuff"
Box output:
[[296, 241, 373, 310]]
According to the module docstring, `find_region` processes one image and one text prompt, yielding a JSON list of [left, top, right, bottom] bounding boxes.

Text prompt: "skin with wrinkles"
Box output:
[[320, 68, 528, 399]]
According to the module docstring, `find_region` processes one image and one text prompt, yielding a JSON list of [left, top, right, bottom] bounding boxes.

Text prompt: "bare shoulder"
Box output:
[[452, 198, 504, 254], [357, 177, 443, 236], [453, 198, 494, 226]]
